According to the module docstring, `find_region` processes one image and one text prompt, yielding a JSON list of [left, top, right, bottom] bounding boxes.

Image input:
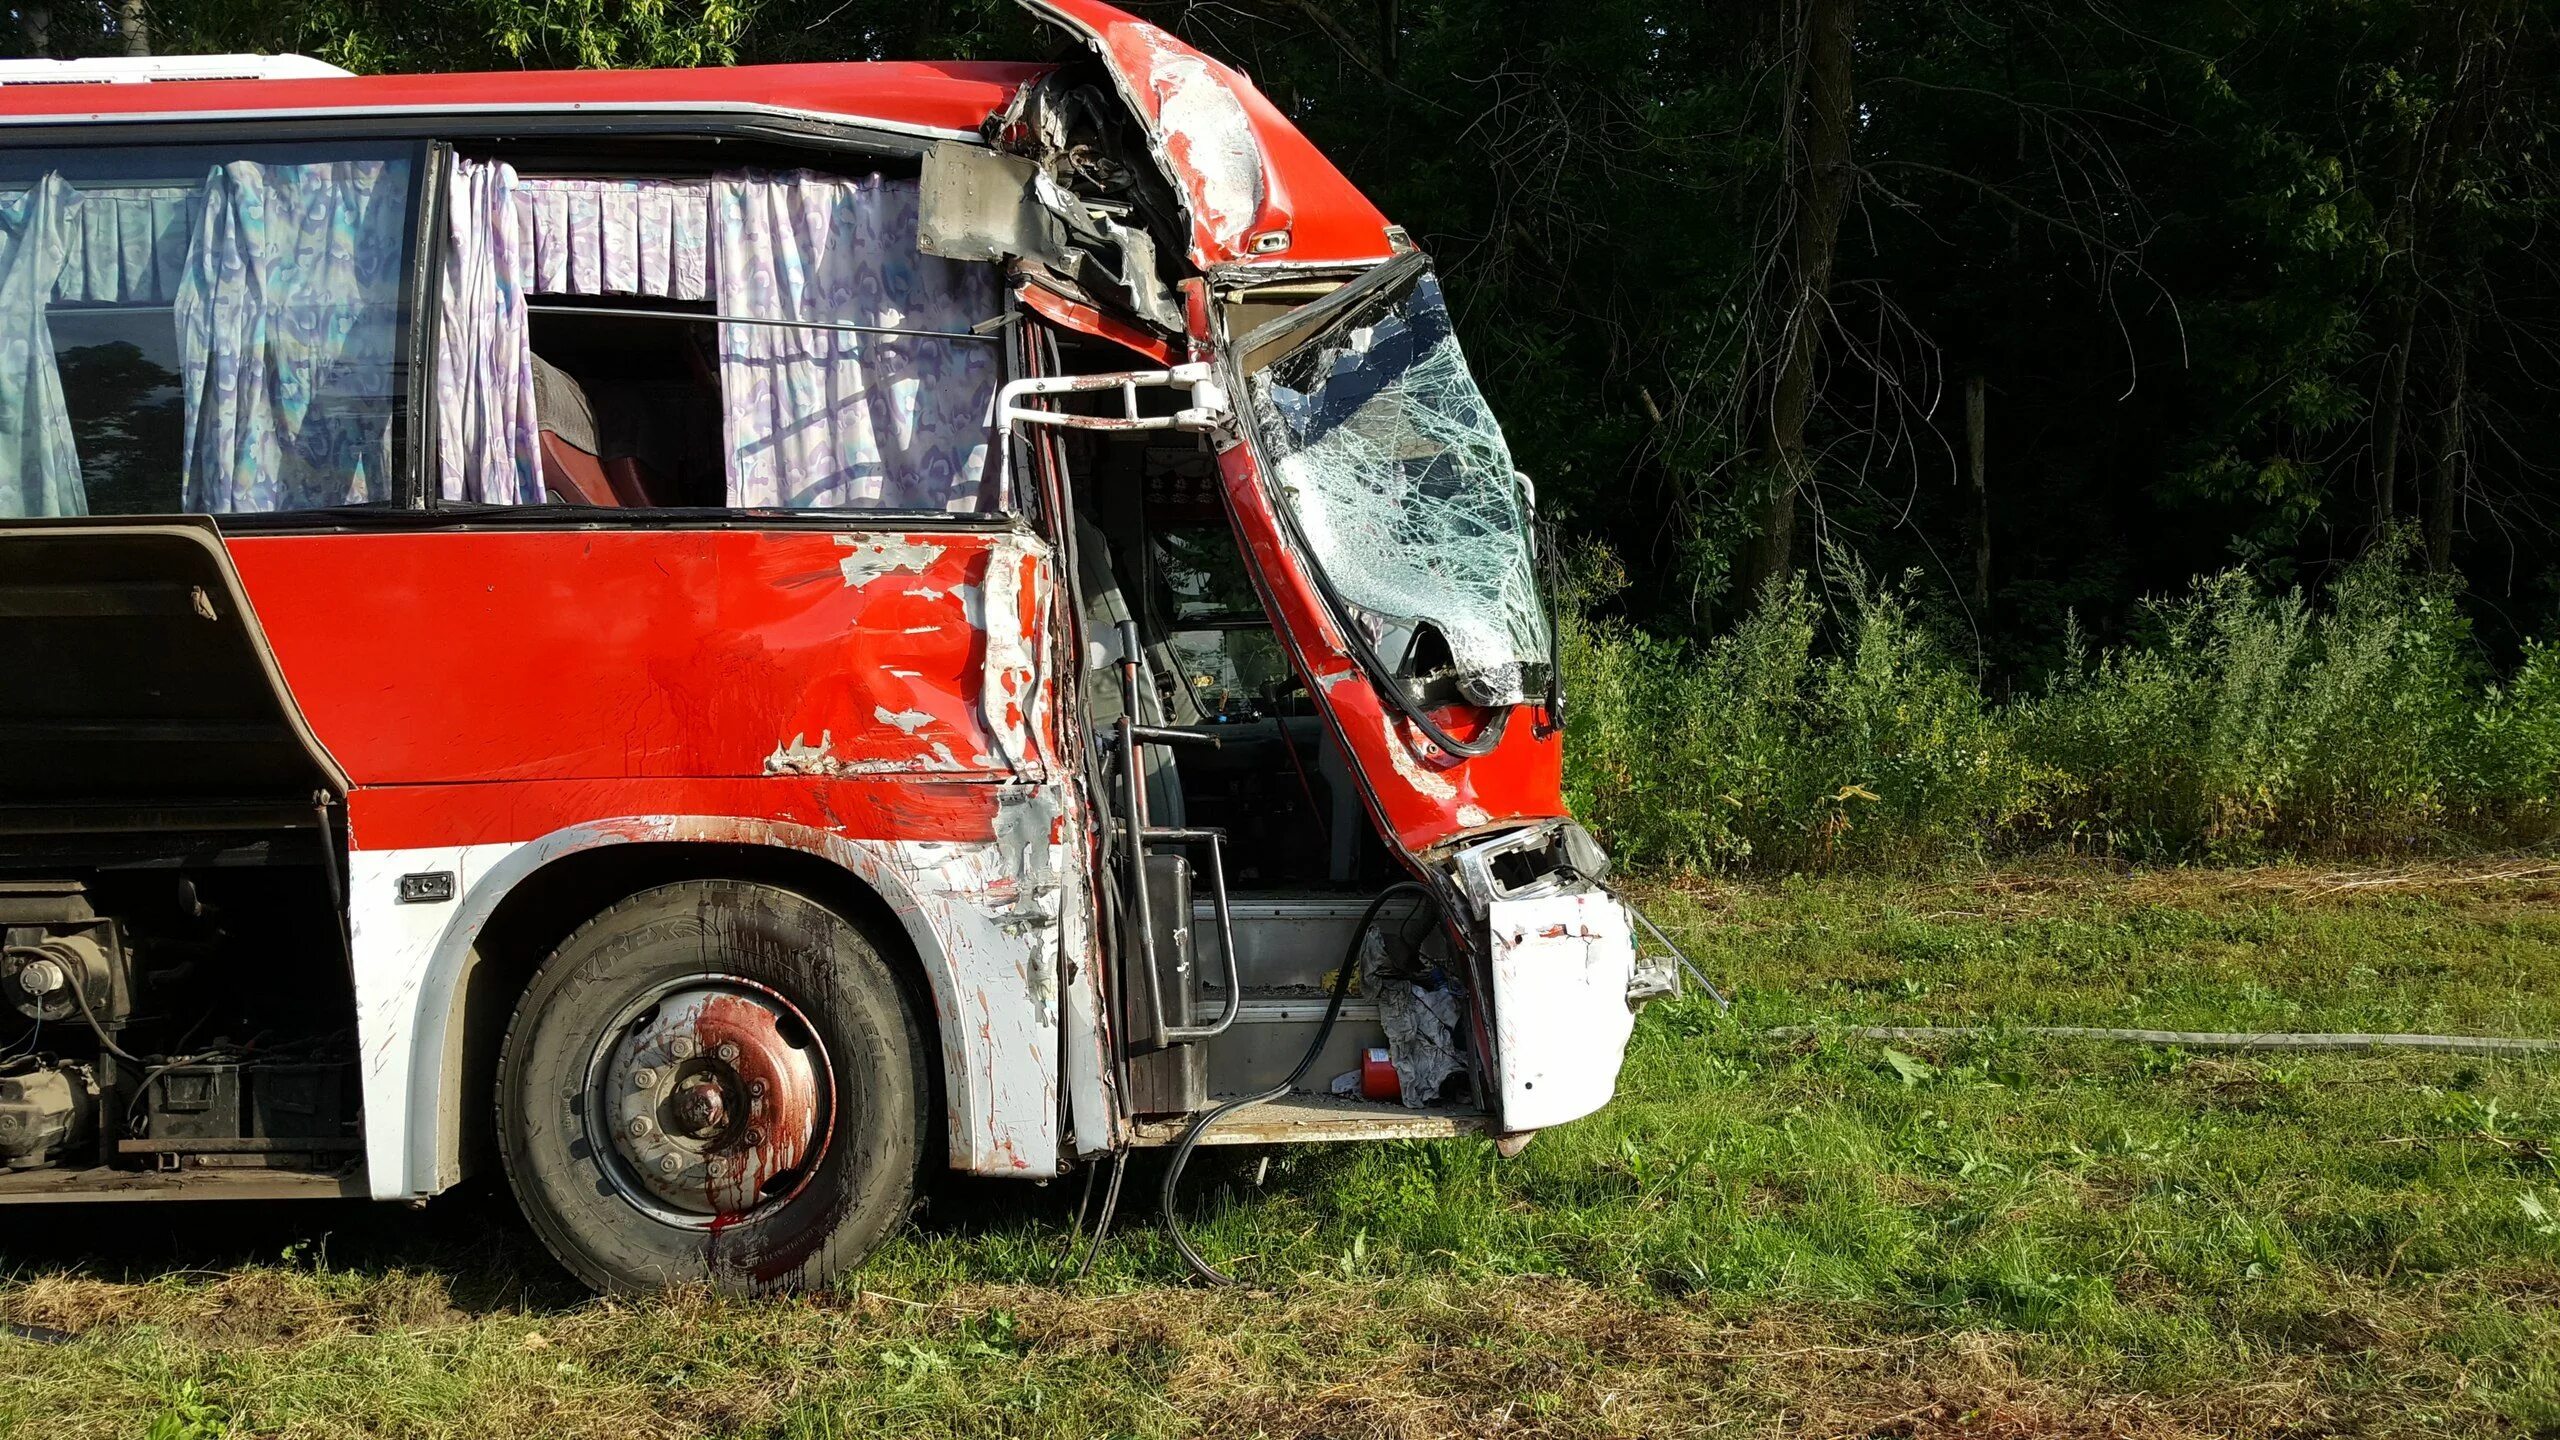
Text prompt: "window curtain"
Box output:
[[0, 174, 86, 518], [513, 176, 709, 299], [712, 170, 1000, 511], [437, 156, 540, 504], [52, 185, 201, 304], [176, 158, 411, 512]]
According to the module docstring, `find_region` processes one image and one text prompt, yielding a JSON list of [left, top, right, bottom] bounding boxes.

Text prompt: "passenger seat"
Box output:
[[532, 354, 621, 506]]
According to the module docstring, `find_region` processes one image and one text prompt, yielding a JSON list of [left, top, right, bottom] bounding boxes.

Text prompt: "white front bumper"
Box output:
[[1484, 888, 1640, 1131]]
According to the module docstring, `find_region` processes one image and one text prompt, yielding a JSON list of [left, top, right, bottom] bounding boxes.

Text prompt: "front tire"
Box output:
[[496, 880, 931, 1295]]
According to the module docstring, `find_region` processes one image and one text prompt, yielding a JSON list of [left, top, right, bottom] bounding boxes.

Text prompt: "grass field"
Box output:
[[6, 858, 2560, 1438]]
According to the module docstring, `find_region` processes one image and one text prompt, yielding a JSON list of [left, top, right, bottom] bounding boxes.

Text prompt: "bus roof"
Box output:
[[0, 59, 1047, 143], [0, 0, 1397, 271]]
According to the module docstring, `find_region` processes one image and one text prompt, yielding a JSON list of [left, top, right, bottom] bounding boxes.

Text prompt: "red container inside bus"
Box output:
[[0, 1, 1673, 1292]]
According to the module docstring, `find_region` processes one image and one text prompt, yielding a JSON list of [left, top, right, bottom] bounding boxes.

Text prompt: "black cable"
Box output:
[[314, 795, 356, 979], [1160, 879, 1436, 1285], [1075, 1151, 1128, 1281], [49, 953, 145, 1067]]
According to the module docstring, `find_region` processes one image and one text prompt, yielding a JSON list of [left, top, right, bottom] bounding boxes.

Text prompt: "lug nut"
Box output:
[[658, 1154, 682, 1175], [748, 1079, 767, 1099], [716, 1041, 740, 1062], [669, 1037, 696, 1059], [630, 1067, 656, 1089], [745, 1128, 764, 1147], [627, 1116, 653, 1138]]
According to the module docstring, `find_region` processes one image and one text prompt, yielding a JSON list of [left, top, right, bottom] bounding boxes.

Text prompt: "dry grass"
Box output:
[[4, 856, 2558, 1437]]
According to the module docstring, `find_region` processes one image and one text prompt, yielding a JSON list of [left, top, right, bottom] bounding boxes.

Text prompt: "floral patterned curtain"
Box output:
[[52, 185, 201, 305], [176, 158, 411, 512], [513, 176, 710, 300], [438, 156, 541, 504], [0, 173, 85, 517], [711, 170, 1000, 511]]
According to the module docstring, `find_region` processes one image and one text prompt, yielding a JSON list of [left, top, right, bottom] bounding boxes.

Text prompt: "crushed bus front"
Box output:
[[0, 0, 1664, 1292]]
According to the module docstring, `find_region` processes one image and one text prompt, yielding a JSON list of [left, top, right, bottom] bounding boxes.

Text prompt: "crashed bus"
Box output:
[[0, 1, 1675, 1293]]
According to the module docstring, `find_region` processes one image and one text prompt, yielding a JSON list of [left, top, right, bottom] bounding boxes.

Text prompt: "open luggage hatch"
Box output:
[[0, 518, 346, 842]]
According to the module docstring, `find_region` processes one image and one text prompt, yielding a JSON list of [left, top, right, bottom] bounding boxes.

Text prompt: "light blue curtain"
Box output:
[[53, 185, 200, 305], [437, 156, 540, 504], [712, 170, 1000, 511], [176, 158, 411, 512], [0, 173, 86, 518]]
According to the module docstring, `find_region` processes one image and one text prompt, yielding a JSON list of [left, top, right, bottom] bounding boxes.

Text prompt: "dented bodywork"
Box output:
[[0, 1, 1647, 1217], [227, 527, 1082, 1191]]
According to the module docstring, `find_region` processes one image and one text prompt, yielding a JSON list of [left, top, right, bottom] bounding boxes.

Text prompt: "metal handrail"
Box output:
[[1112, 618, 1241, 1045]]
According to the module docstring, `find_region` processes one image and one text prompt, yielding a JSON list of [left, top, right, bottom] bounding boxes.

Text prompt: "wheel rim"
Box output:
[[585, 975, 835, 1228]]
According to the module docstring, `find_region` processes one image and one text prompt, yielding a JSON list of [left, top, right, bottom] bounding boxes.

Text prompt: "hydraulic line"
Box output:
[[1075, 1151, 1129, 1281], [1160, 879, 1436, 1285], [33, 949, 144, 1067]]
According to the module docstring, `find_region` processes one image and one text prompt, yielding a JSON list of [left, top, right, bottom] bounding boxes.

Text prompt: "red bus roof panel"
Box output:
[[1021, 0, 1396, 270], [0, 60, 1048, 140]]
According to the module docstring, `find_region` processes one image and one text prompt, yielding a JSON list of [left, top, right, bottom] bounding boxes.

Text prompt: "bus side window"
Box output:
[[0, 143, 420, 520], [437, 157, 1004, 514]]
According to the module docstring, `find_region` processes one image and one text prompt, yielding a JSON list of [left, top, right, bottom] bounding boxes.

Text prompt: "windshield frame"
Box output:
[[1232, 258, 1552, 748]]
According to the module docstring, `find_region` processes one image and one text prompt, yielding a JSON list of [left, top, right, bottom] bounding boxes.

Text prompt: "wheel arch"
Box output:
[[388, 817, 1025, 1200]]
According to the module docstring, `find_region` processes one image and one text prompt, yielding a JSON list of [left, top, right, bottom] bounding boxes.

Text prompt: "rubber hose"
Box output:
[[1160, 880, 1437, 1285]]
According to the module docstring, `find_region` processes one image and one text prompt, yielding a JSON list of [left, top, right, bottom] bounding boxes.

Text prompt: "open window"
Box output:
[[435, 152, 1010, 514], [0, 141, 422, 519]]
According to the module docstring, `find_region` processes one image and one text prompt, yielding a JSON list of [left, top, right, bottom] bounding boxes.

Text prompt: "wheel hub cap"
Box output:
[[599, 983, 828, 1218]]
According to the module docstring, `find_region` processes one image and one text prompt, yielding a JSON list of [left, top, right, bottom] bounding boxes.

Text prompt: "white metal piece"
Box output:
[[997, 364, 1229, 502], [1485, 889, 1637, 1132], [1125, 1093, 1487, 1147], [0, 55, 354, 86], [998, 363, 1229, 434]]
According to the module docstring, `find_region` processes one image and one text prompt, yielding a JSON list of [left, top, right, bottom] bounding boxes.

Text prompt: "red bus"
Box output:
[[0, 0, 1673, 1292]]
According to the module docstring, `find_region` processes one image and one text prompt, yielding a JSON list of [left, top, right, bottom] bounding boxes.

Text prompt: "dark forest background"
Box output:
[[12, 0, 2560, 867]]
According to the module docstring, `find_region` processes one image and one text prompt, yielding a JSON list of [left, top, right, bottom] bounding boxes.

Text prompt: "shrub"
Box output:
[[1563, 563, 2051, 872], [1563, 538, 2556, 872]]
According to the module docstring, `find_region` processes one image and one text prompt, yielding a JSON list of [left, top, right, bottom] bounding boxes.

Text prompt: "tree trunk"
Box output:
[[1741, 0, 1856, 600], [122, 0, 150, 56], [21, 7, 51, 58], [2371, 291, 2416, 538], [2423, 295, 2472, 573], [1965, 374, 1990, 613]]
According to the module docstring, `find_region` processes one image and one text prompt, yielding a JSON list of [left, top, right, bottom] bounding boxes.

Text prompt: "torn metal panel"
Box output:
[[1015, 276, 1181, 364], [1013, 0, 1400, 270], [978, 531, 1055, 778], [1482, 888, 1636, 1133], [354, 798, 1077, 1197], [918, 140, 1066, 266]]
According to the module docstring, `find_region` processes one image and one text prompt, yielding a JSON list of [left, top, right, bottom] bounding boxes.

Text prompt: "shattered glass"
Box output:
[[1248, 273, 1550, 707]]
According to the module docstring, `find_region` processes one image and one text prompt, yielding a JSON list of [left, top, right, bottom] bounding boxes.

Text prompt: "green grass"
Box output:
[[6, 858, 2560, 1437]]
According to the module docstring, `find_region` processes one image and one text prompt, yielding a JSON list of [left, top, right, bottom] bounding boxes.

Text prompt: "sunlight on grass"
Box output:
[[3, 860, 2556, 1437]]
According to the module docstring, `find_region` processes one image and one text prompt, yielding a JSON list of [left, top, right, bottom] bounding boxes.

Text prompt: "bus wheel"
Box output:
[[496, 880, 931, 1295]]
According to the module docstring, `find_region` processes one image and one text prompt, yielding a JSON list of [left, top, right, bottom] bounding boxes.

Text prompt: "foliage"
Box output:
[[6, 0, 2551, 866], [1563, 552, 2054, 871], [1567, 539, 2558, 871]]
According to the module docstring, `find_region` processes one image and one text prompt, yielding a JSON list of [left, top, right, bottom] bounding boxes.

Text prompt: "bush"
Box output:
[[1563, 563, 2052, 872], [1563, 539, 2557, 872]]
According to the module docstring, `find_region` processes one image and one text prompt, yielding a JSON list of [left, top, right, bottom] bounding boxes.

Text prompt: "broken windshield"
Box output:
[[1246, 271, 1549, 707]]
